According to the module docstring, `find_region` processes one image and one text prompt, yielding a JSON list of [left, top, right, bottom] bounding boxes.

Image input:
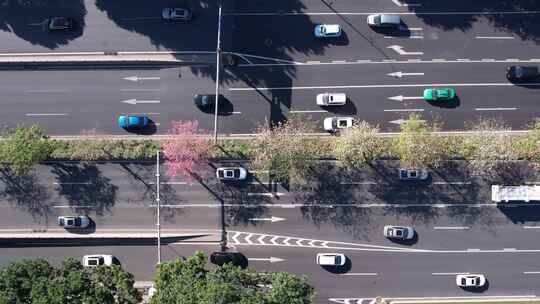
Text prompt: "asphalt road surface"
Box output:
[[1, 161, 540, 302]]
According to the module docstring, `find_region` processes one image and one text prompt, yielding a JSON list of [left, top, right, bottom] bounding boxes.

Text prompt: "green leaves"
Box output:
[[151, 252, 314, 304], [0, 125, 52, 176]]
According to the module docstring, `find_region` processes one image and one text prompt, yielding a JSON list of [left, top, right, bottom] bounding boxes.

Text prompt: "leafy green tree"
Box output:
[[0, 258, 141, 304], [333, 121, 384, 169], [514, 119, 540, 163], [393, 114, 447, 168], [0, 125, 52, 176], [151, 252, 314, 304]]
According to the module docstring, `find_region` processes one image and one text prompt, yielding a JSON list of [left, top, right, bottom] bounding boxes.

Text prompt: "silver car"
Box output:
[[216, 167, 247, 181], [367, 14, 401, 27], [58, 215, 90, 229], [383, 225, 415, 240]]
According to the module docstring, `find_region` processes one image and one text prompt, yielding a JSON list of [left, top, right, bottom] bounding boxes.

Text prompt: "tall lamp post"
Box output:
[[155, 150, 162, 264]]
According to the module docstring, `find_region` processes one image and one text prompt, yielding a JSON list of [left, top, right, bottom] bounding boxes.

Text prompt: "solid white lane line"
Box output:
[[433, 181, 472, 185], [467, 248, 481, 251], [457, 59, 470, 61], [433, 59, 446, 61], [503, 248, 517, 251], [384, 36, 423, 39], [475, 107, 518, 111], [332, 60, 346, 63], [307, 61, 320, 64], [26, 113, 68, 116], [432, 272, 469, 275], [340, 181, 377, 185], [120, 88, 160, 92], [247, 192, 286, 197], [226, 11, 540, 16], [433, 227, 471, 230], [25, 89, 70, 93], [407, 27, 423, 31], [384, 109, 424, 112], [53, 205, 93, 208], [340, 273, 378, 276], [148, 181, 188, 185], [53, 182, 91, 185], [230, 82, 540, 91], [476, 36, 515, 39], [482, 59, 495, 61], [289, 110, 327, 113], [240, 59, 540, 67], [524, 226, 540, 229]]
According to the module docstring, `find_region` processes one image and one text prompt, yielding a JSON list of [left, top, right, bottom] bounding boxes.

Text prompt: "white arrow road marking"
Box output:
[[392, 0, 421, 6], [283, 237, 291, 245], [248, 257, 285, 263], [389, 118, 426, 125], [232, 232, 240, 244], [245, 233, 253, 245], [388, 95, 424, 101], [387, 45, 424, 56], [433, 226, 471, 230], [476, 36, 514, 39], [249, 216, 286, 223], [270, 236, 280, 245], [247, 192, 286, 197], [121, 99, 160, 105], [387, 71, 425, 78], [257, 235, 266, 243], [124, 76, 161, 82]]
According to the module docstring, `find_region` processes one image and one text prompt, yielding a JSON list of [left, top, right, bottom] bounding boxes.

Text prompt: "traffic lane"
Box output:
[[228, 0, 539, 14], [0, 0, 218, 52], [235, 245, 540, 300], [228, 62, 520, 89]]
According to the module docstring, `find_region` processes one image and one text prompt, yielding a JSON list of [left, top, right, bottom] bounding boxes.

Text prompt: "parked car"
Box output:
[[58, 215, 90, 229], [194, 94, 220, 108], [314, 24, 342, 37], [316, 253, 346, 266], [383, 225, 415, 240], [45, 17, 74, 31], [324, 117, 354, 132], [367, 14, 401, 27], [506, 66, 539, 81], [456, 274, 486, 288], [117, 114, 149, 130], [82, 255, 114, 267], [423, 88, 456, 101], [210, 251, 246, 268], [398, 168, 429, 181], [316, 93, 346, 106], [216, 167, 247, 181], [162, 8, 192, 21]]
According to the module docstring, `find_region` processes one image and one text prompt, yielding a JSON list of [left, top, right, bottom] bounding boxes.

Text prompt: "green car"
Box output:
[[423, 88, 456, 101]]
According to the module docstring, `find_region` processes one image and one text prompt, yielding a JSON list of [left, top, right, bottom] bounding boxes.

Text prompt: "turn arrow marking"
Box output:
[[248, 257, 285, 263], [249, 216, 286, 223], [122, 99, 160, 105], [123, 76, 161, 82], [387, 71, 425, 78], [388, 95, 424, 101], [387, 45, 424, 56]]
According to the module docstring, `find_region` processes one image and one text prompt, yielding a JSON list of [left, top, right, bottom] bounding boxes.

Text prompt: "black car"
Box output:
[[506, 66, 539, 81], [210, 251, 247, 269], [45, 17, 74, 31], [194, 94, 221, 108]]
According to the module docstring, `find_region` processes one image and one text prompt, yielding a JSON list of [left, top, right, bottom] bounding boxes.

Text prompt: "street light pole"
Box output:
[[155, 150, 162, 264], [213, 0, 223, 144]]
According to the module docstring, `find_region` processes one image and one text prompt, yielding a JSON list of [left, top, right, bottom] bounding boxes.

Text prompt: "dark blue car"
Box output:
[[117, 115, 149, 129]]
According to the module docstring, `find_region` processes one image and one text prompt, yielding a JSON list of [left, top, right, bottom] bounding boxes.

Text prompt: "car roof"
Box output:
[[380, 14, 400, 23], [324, 24, 340, 33]]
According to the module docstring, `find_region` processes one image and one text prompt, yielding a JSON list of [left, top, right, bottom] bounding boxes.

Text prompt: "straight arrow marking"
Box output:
[[249, 216, 286, 223], [248, 257, 285, 263], [124, 76, 161, 82], [387, 71, 425, 78], [388, 95, 424, 101], [387, 45, 424, 56], [121, 99, 160, 105]]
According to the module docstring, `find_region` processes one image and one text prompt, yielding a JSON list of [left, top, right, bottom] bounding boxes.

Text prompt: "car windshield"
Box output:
[[334, 256, 342, 264], [225, 170, 234, 177], [409, 171, 417, 177], [89, 258, 102, 266], [338, 120, 348, 127], [461, 278, 466, 285], [374, 16, 381, 23], [66, 219, 74, 225]]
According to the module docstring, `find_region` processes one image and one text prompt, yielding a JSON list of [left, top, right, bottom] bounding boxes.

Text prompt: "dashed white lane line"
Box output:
[[53, 182, 91, 185], [25, 89, 70, 93], [433, 181, 472, 185], [476, 36, 515, 39], [524, 271, 540, 274], [26, 113, 68, 116], [226, 11, 540, 16], [504, 248, 517, 251], [332, 60, 346, 63], [340, 181, 377, 185], [457, 59, 470, 61], [384, 109, 424, 112], [467, 248, 481, 251], [340, 273, 378, 276], [475, 107, 518, 111], [432, 272, 470, 275], [148, 181, 188, 185], [384, 36, 423, 39], [289, 110, 327, 113], [247, 192, 287, 197], [524, 226, 540, 229], [433, 226, 471, 230]]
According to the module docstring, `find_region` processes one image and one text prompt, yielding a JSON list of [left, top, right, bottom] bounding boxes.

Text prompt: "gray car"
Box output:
[[58, 215, 90, 229], [383, 225, 415, 240], [367, 14, 401, 27], [399, 168, 429, 181]]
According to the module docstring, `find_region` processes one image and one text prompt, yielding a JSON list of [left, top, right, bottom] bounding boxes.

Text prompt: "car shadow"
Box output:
[[324, 30, 350, 46], [321, 98, 358, 115], [64, 218, 97, 235], [196, 95, 235, 116], [508, 77, 540, 89], [426, 96, 461, 109], [321, 256, 352, 274], [122, 119, 158, 135], [460, 279, 489, 293]]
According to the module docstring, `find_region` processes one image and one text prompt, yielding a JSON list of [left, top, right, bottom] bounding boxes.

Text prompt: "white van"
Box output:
[[316, 93, 347, 106]]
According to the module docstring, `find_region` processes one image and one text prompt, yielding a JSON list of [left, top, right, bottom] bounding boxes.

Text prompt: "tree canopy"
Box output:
[[0, 125, 52, 176]]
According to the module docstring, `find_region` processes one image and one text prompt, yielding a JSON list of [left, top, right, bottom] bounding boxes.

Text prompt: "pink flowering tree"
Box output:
[[162, 121, 212, 182]]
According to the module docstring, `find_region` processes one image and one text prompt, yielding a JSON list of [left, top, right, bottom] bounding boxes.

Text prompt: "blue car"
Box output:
[[117, 115, 149, 129], [314, 24, 342, 38]]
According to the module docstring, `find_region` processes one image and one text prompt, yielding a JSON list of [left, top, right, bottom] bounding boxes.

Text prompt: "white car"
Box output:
[[324, 117, 354, 132], [316, 93, 346, 106], [57, 215, 90, 229], [314, 24, 342, 37], [456, 274, 486, 287], [216, 167, 247, 181], [383, 225, 415, 240], [162, 8, 192, 21], [367, 14, 401, 27], [82, 255, 114, 267], [316, 253, 346, 266]]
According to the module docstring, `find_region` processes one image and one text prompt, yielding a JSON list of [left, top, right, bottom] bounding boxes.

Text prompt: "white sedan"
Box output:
[[383, 225, 415, 240], [316, 93, 346, 106], [456, 274, 486, 287], [216, 167, 247, 181], [82, 255, 114, 267], [57, 215, 90, 229], [314, 24, 342, 37], [324, 117, 354, 132], [316, 253, 346, 266]]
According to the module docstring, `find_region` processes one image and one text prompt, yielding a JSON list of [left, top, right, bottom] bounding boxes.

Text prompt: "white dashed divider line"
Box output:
[[524, 226, 540, 229], [384, 109, 425, 112], [524, 271, 540, 274], [26, 113, 68, 116], [457, 59, 470, 61], [433, 181, 472, 185], [433, 226, 471, 230], [476, 36, 515, 39], [476, 107, 518, 111], [289, 110, 327, 113], [432, 59, 446, 61], [467, 248, 481, 251], [504, 248, 517, 251], [340, 273, 378, 276], [432, 272, 470, 275]]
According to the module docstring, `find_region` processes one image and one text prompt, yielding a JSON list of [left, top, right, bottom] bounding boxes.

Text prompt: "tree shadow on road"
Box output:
[[0, 168, 53, 223], [0, 0, 86, 50]]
